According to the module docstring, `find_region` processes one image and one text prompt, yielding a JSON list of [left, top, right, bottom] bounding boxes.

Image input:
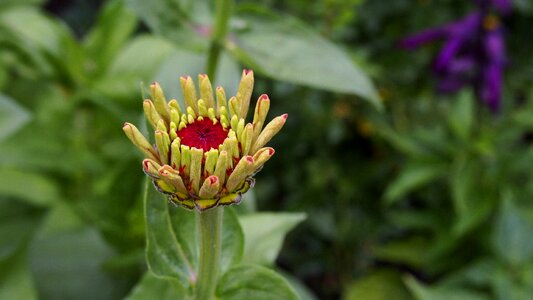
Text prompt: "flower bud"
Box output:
[[180, 76, 198, 113], [150, 82, 171, 123]]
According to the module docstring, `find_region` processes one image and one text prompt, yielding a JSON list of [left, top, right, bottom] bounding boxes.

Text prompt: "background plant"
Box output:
[[1, 0, 533, 299]]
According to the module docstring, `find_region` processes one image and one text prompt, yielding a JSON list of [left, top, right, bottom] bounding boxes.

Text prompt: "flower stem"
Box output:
[[195, 207, 224, 300], [206, 0, 234, 81]]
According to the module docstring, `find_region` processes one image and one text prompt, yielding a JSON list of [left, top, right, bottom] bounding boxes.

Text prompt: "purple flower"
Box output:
[[400, 0, 510, 112]]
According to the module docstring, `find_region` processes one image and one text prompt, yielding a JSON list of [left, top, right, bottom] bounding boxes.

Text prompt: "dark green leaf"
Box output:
[[405, 276, 488, 300], [0, 94, 31, 141], [448, 91, 474, 140], [343, 271, 412, 300], [230, 9, 380, 108], [239, 212, 306, 265], [492, 192, 533, 265], [126, 271, 189, 300], [216, 264, 300, 300], [0, 250, 37, 300]]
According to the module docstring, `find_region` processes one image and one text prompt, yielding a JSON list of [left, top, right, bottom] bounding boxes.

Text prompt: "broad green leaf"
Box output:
[[0, 251, 38, 300], [84, 0, 137, 73], [126, 271, 189, 300], [0, 168, 60, 206], [384, 161, 446, 205], [239, 212, 306, 265], [343, 271, 412, 300], [281, 271, 319, 300], [492, 192, 533, 266], [229, 9, 381, 108], [216, 264, 300, 300], [29, 227, 126, 300], [0, 94, 31, 141], [144, 179, 244, 286], [405, 276, 488, 300]]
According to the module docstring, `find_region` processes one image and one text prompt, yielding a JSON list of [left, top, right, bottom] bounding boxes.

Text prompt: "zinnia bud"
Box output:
[[124, 70, 287, 211]]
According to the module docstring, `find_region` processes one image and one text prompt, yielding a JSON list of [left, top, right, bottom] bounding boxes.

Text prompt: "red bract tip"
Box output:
[[209, 176, 218, 184], [245, 156, 254, 163], [123, 122, 131, 128], [200, 74, 207, 78], [143, 160, 150, 170], [243, 69, 252, 75], [216, 86, 223, 90], [282, 113, 288, 120], [259, 94, 269, 101], [268, 148, 275, 155]]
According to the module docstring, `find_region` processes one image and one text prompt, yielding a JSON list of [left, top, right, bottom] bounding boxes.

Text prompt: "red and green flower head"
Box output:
[[123, 70, 287, 211]]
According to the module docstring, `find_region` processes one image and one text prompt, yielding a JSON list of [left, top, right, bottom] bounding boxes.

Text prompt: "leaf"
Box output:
[[229, 9, 381, 108], [492, 192, 533, 266], [216, 264, 300, 300], [29, 227, 127, 300], [384, 161, 446, 205], [0, 94, 31, 141], [448, 91, 474, 140], [0, 251, 38, 300], [239, 212, 306, 265], [0, 168, 60, 206], [144, 179, 244, 286], [83, 0, 137, 73], [343, 270, 411, 300], [126, 271, 189, 300], [125, 0, 210, 50], [405, 276, 488, 300]]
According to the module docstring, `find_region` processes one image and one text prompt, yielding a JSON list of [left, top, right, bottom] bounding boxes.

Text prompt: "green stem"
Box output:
[[206, 0, 234, 81], [195, 207, 224, 300]]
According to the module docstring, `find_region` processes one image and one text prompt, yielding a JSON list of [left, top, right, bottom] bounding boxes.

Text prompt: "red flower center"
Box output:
[[177, 118, 228, 152]]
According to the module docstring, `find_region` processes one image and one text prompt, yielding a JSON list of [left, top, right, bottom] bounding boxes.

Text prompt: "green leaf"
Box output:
[[448, 91, 474, 140], [84, 0, 137, 73], [216, 264, 300, 300], [29, 227, 127, 300], [492, 192, 533, 266], [144, 179, 244, 286], [239, 212, 306, 265], [0, 94, 31, 141], [0, 168, 60, 206], [384, 161, 446, 205], [0, 0, 44, 7], [125, 0, 210, 50], [405, 276, 488, 300], [0, 251, 38, 300], [343, 270, 412, 300], [126, 271, 189, 300], [229, 9, 380, 108]]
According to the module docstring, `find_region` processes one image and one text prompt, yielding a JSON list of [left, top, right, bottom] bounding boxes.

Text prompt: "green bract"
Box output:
[[123, 70, 287, 211]]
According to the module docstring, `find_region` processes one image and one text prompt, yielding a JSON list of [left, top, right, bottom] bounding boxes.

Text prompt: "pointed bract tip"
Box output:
[[267, 148, 275, 155], [142, 159, 150, 170], [282, 113, 288, 120], [123, 122, 132, 129], [209, 176, 218, 184], [243, 69, 253, 75], [245, 155, 254, 163], [259, 94, 269, 101], [216, 86, 223, 90], [199, 74, 207, 78]]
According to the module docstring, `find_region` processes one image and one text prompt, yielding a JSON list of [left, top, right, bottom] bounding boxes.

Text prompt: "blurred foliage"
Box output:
[[1, 0, 533, 299]]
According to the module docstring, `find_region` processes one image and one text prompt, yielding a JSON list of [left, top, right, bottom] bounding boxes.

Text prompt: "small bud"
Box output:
[[156, 119, 167, 132], [123, 123, 159, 161], [208, 108, 217, 123], [168, 99, 182, 116], [169, 122, 178, 141], [150, 82, 171, 122], [199, 175, 220, 199], [155, 130, 171, 165], [220, 113, 230, 129], [204, 149, 219, 177], [230, 115, 239, 132], [226, 156, 254, 192], [222, 133, 239, 161], [180, 76, 198, 113], [197, 99, 208, 117], [236, 69, 254, 119], [143, 100, 162, 129], [186, 106, 197, 120], [252, 94, 270, 142], [170, 138, 181, 168], [158, 165, 188, 196], [252, 147, 275, 171], [198, 74, 215, 108], [214, 150, 229, 184], [189, 147, 204, 193], [180, 145, 191, 176], [170, 108, 181, 125], [251, 114, 288, 153], [216, 87, 228, 115], [142, 159, 161, 178], [228, 96, 238, 118], [241, 124, 254, 155], [236, 118, 245, 141]]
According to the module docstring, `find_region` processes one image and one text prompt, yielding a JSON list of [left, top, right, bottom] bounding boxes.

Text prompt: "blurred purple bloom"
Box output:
[[401, 0, 510, 112]]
